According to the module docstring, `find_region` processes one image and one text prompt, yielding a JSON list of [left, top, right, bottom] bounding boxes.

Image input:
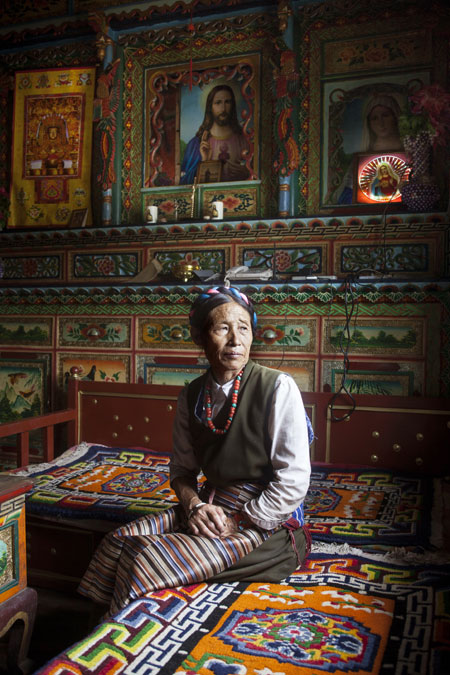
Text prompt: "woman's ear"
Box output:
[[190, 326, 204, 347]]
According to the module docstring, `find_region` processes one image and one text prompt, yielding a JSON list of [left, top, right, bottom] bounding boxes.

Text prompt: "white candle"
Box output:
[[212, 201, 224, 220], [146, 205, 158, 223]]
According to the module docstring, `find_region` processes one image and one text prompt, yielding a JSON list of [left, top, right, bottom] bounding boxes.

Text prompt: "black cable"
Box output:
[[326, 162, 411, 420], [328, 276, 357, 422]]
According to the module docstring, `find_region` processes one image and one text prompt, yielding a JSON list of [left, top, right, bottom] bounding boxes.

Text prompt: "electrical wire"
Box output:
[[328, 276, 357, 422], [327, 160, 411, 421]]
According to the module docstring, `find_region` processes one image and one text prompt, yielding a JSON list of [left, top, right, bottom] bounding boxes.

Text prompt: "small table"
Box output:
[[0, 474, 36, 673]]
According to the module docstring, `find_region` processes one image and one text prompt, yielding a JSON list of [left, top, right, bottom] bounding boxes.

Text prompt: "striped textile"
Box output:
[[78, 482, 273, 615]]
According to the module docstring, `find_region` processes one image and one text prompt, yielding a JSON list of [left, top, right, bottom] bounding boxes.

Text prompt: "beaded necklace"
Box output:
[[205, 367, 244, 434]]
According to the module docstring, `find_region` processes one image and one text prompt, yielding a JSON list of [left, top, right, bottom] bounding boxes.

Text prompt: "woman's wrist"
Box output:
[[187, 501, 206, 520]]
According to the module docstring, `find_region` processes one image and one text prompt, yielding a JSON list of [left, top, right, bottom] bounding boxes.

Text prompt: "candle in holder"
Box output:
[[146, 205, 158, 223], [212, 201, 224, 220]]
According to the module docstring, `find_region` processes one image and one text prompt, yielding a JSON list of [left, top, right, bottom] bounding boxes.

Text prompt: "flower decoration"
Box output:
[[398, 84, 450, 147], [0, 186, 10, 230]]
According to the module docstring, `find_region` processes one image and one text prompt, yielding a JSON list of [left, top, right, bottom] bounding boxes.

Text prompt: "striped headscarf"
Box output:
[[189, 286, 257, 344]]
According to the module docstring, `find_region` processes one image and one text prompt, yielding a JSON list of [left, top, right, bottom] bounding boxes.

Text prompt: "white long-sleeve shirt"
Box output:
[[170, 372, 311, 530]]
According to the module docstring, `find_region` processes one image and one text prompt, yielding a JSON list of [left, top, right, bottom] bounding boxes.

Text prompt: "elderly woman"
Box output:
[[78, 286, 311, 615]]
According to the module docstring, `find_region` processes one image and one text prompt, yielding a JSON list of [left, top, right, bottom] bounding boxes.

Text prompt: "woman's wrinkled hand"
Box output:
[[188, 503, 238, 538]]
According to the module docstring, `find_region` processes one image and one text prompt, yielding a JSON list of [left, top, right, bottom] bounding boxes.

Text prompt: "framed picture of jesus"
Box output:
[[144, 54, 260, 188]]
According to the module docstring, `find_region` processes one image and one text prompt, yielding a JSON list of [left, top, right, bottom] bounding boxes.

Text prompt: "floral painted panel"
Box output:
[[0, 318, 52, 346], [323, 30, 432, 76], [70, 251, 141, 280], [201, 187, 259, 218], [154, 248, 228, 280], [138, 318, 195, 350], [59, 318, 131, 348], [323, 318, 424, 356], [336, 243, 431, 274], [240, 245, 325, 276], [252, 318, 317, 353], [145, 191, 193, 221], [1, 255, 61, 280]]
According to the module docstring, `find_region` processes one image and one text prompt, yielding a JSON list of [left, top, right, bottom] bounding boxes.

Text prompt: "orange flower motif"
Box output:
[[364, 47, 388, 64], [184, 252, 199, 266], [223, 197, 240, 209], [338, 47, 356, 64], [275, 250, 292, 272], [159, 200, 173, 214]]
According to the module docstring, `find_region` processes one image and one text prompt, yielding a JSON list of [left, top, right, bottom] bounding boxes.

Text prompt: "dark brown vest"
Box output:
[[186, 360, 280, 487]]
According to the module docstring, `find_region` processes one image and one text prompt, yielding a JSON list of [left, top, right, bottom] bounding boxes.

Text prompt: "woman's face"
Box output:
[[368, 105, 398, 140], [203, 302, 253, 384]]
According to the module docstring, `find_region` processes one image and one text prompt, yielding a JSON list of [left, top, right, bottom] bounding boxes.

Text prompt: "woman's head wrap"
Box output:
[[189, 286, 257, 344]]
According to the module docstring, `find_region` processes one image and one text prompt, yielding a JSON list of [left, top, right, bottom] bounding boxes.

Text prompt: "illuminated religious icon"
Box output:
[[370, 162, 398, 199], [356, 153, 410, 204]]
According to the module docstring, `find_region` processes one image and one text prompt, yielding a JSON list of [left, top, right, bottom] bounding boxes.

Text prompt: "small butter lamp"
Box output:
[[172, 261, 200, 283]]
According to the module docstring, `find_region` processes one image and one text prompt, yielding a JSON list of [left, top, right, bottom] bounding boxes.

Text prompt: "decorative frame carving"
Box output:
[[145, 54, 259, 188]]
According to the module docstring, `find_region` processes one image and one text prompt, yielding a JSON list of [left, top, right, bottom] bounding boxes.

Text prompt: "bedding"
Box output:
[[16, 443, 176, 522], [16, 444, 439, 551], [6, 381, 449, 673], [35, 551, 450, 674]]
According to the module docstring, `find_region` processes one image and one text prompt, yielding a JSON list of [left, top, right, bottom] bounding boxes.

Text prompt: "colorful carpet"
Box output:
[[16, 446, 437, 549], [35, 551, 450, 674], [305, 464, 435, 547], [16, 443, 176, 521]]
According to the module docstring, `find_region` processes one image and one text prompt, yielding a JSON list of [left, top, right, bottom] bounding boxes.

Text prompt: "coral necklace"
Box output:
[[205, 368, 244, 435]]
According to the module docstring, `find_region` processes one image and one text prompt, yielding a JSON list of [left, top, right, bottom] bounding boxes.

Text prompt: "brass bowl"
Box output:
[[172, 262, 200, 283]]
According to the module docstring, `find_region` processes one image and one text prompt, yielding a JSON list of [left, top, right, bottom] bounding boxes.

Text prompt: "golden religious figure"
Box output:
[[27, 113, 77, 176]]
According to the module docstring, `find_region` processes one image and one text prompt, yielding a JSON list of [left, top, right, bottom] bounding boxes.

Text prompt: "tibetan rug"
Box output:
[[35, 551, 450, 674], [16, 443, 176, 521], [305, 464, 436, 548], [16, 447, 438, 549]]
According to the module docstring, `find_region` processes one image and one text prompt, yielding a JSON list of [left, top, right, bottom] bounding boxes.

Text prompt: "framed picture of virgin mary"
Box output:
[[322, 73, 429, 208], [299, 8, 438, 214]]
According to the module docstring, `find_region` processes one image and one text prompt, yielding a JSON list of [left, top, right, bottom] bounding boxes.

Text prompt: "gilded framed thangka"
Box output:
[[9, 67, 96, 228]]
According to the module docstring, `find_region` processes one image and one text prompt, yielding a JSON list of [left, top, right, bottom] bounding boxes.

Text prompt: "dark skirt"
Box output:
[[209, 525, 307, 583]]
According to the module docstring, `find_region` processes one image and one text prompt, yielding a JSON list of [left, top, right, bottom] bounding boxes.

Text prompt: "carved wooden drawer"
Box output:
[[26, 516, 110, 591]]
